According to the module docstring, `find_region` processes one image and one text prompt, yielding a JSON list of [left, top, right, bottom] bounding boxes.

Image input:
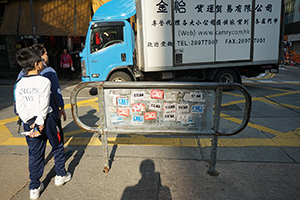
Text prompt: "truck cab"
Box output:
[[80, 0, 136, 82]]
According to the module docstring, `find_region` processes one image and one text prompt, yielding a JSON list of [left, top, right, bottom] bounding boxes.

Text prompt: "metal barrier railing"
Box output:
[[70, 82, 252, 176]]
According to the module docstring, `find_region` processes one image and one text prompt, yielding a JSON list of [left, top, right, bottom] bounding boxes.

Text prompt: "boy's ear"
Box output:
[[34, 62, 39, 69], [34, 61, 43, 71]]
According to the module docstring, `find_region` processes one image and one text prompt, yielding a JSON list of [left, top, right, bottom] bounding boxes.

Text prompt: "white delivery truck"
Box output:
[[80, 0, 284, 83]]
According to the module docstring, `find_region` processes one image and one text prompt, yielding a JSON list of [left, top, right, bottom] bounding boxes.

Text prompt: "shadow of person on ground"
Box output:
[[42, 109, 99, 189], [121, 159, 172, 200]]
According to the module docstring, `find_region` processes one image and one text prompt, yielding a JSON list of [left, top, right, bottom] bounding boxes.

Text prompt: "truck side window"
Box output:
[[90, 25, 124, 53]]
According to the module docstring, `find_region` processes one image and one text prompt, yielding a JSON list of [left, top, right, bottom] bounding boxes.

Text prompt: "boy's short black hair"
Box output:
[[16, 47, 42, 74], [30, 44, 46, 55]]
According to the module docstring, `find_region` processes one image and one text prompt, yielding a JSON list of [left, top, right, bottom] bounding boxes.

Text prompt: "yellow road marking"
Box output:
[[281, 103, 300, 110], [266, 90, 300, 98], [0, 116, 19, 124], [221, 99, 246, 107], [244, 82, 300, 85], [220, 113, 283, 137], [223, 92, 244, 98], [0, 125, 14, 144], [244, 72, 275, 81], [1, 83, 300, 147]]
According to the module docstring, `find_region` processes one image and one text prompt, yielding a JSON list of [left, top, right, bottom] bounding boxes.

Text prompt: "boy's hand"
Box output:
[[60, 107, 67, 121], [38, 125, 44, 132], [29, 128, 41, 138], [28, 124, 44, 137]]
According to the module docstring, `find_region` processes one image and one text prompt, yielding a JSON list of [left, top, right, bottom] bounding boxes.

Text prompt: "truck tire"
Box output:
[[213, 68, 240, 83], [108, 71, 132, 82]]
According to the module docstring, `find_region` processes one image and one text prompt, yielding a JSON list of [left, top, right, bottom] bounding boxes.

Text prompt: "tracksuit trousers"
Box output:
[[24, 112, 66, 190]]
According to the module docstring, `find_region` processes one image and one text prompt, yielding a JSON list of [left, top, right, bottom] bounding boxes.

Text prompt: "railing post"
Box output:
[[96, 82, 110, 173], [208, 135, 220, 176], [208, 87, 223, 176], [101, 130, 109, 173]]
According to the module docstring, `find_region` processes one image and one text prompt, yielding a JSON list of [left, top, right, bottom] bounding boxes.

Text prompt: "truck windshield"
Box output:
[[90, 25, 124, 54]]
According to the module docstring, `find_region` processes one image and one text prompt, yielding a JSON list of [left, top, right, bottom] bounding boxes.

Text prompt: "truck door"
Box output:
[[88, 21, 130, 81]]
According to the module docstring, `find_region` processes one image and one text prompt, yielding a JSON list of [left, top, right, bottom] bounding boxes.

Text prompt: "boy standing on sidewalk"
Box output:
[[15, 48, 71, 199]]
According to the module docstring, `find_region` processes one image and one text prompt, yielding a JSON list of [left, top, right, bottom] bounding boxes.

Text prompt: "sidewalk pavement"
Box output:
[[1, 136, 300, 200]]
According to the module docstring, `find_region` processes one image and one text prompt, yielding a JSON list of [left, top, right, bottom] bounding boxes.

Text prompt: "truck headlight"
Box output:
[[81, 59, 87, 77]]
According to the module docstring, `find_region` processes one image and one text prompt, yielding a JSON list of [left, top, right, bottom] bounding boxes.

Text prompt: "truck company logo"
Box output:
[[117, 107, 130, 117], [144, 111, 157, 120], [174, 0, 186, 13], [156, 0, 168, 13], [156, 1, 273, 15], [151, 89, 164, 99]]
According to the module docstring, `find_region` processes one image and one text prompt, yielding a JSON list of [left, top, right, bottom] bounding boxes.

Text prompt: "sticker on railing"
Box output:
[[104, 88, 212, 128], [149, 102, 162, 111], [144, 111, 157, 120], [191, 105, 204, 114], [111, 114, 124, 124], [117, 97, 130, 106], [117, 107, 130, 116], [132, 91, 145, 100], [132, 115, 144, 125], [150, 89, 164, 99]]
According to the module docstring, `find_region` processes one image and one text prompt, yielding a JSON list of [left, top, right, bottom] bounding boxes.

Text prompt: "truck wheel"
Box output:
[[213, 68, 240, 83], [108, 71, 132, 82]]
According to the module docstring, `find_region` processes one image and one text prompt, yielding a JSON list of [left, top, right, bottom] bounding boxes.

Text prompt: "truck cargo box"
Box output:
[[136, 0, 282, 72]]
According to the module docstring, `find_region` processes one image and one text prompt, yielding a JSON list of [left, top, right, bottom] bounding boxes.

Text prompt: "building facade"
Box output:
[[284, 0, 300, 52], [0, 0, 110, 78]]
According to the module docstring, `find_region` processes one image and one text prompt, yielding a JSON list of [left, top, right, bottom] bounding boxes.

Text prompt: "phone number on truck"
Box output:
[[177, 39, 218, 46], [225, 38, 266, 45]]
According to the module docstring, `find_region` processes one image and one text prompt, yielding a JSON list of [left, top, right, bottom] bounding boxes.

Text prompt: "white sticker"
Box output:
[[132, 91, 145, 100], [111, 114, 124, 124], [164, 92, 177, 101], [183, 92, 204, 102], [149, 102, 162, 111], [164, 103, 177, 112], [110, 89, 121, 96], [177, 104, 189, 113], [177, 114, 194, 125], [145, 93, 151, 101], [163, 113, 176, 121], [107, 106, 117, 113]]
